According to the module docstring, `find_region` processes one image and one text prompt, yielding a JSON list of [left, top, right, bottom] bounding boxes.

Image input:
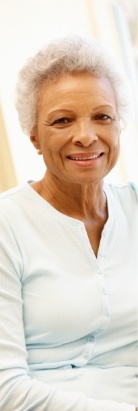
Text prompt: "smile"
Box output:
[[70, 154, 101, 161], [67, 153, 103, 161]]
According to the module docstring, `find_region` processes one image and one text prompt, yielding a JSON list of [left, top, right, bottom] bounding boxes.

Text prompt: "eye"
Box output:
[[95, 114, 112, 122], [53, 117, 72, 125]]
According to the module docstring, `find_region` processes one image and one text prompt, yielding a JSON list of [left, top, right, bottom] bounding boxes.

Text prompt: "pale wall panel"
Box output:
[[0, 106, 17, 192]]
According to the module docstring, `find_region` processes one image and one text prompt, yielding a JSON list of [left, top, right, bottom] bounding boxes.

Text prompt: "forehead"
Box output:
[[37, 72, 116, 111]]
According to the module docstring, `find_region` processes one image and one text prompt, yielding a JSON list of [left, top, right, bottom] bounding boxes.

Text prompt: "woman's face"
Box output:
[[31, 72, 121, 185]]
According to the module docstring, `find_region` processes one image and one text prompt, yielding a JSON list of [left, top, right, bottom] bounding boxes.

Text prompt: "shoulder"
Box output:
[[104, 181, 138, 202], [0, 182, 28, 200], [0, 183, 31, 226], [0, 182, 30, 208], [104, 182, 138, 221], [0, 183, 35, 254]]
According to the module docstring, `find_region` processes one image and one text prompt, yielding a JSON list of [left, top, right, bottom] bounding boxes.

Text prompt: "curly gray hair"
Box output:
[[15, 35, 130, 135]]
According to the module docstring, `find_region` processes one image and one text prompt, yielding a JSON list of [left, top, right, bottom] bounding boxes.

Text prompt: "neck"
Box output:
[[32, 171, 107, 221]]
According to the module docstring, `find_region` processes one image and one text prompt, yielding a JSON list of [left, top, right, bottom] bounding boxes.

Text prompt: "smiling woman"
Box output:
[[30, 73, 120, 192], [0, 35, 137, 411]]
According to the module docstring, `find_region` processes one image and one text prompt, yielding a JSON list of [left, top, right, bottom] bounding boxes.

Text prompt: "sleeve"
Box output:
[[0, 212, 135, 411]]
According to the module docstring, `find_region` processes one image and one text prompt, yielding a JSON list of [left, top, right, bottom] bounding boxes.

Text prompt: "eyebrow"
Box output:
[[92, 105, 114, 111], [47, 105, 114, 116]]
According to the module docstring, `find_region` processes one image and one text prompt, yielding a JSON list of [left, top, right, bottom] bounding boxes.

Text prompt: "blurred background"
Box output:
[[0, 0, 137, 192]]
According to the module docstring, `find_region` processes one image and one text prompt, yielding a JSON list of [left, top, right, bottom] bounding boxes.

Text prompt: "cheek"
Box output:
[[43, 131, 70, 159], [112, 136, 120, 149], [111, 141, 120, 161], [41, 137, 63, 169], [110, 135, 120, 165], [110, 126, 120, 149]]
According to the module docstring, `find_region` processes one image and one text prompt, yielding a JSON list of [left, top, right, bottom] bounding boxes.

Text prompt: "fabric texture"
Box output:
[[0, 181, 137, 411]]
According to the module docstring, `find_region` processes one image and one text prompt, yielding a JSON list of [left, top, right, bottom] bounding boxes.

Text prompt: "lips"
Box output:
[[67, 153, 103, 161]]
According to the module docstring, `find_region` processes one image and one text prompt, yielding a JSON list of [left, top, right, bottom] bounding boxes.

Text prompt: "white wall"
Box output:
[[0, 0, 137, 184]]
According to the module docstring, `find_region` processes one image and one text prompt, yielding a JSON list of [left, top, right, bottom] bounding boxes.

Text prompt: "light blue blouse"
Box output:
[[0, 182, 137, 411]]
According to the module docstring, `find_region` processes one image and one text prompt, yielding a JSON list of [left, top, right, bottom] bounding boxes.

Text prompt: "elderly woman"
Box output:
[[0, 36, 137, 411]]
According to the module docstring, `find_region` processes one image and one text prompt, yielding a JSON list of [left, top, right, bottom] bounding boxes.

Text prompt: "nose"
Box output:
[[72, 120, 98, 146]]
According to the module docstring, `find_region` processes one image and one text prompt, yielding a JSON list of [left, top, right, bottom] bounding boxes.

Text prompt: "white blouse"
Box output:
[[0, 182, 137, 411]]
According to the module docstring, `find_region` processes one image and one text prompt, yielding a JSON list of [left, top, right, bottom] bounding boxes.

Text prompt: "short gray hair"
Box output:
[[15, 35, 130, 135]]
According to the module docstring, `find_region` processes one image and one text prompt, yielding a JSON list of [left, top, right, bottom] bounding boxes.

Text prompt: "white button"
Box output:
[[102, 288, 107, 295], [89, 335, 95, 342], [97, 269, 102, 275], [105, 310, 110, 317]]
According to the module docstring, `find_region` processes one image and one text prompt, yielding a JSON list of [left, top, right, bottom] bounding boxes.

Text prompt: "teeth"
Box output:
[[71, 155, 99, 161]]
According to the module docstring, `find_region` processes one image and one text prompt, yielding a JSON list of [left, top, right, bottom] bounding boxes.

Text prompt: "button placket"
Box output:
[[95, 260, 111, 331], [79, 223, 111, 332], [97, 223, 108, 261], [83, 335, 96, 362]]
